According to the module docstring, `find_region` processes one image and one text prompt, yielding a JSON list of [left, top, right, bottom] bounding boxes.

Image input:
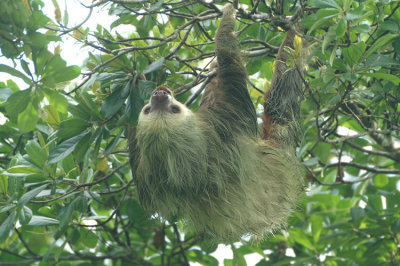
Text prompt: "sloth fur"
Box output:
[[129, 4, 303, 242]]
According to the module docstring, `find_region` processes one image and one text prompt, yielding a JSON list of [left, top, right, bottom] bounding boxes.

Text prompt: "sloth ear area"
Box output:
[[171, 105, 181, 113], [143, 106, 151, 115]]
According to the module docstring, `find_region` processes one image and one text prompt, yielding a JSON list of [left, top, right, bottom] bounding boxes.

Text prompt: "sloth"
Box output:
[[128, 4, 303, 241]]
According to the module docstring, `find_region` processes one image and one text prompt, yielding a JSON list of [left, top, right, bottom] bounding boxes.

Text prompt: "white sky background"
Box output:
[[0, 0, 265, 264]]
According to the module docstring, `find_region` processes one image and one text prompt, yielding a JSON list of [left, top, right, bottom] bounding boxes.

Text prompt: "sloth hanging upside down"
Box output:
[[128, 4, 303, 242]]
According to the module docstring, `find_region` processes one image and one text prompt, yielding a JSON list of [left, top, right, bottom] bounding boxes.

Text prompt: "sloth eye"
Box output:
[[143, 107, 151, 114], [171, 105, 180, 113]]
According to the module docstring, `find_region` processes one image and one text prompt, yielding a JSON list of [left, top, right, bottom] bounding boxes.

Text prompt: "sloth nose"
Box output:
[[153, 90, 168, 97], [152, 89, 170, 104]]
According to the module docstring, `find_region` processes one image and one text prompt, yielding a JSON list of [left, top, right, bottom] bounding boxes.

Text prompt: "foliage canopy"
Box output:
[[0, 0, 399, 265]]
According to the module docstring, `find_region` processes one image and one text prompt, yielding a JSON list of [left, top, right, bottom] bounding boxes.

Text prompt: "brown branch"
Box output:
[[324, 162, 400, 175]]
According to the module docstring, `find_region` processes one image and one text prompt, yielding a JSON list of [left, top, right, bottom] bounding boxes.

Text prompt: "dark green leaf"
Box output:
[[73, 132, 92, 162], [58, 118, 89, 141], [0, 211, 17, 243], [18, 183, 49, 207], [365, 34, 396, 58], [380, 20, 400, 32], [142, 58, 165, 74], [126, 198, 146, 225], [48, 131, 89, 164], [126, 84, 144, 125], [19, 206, 33, 225], [100, 84, 127, 118], [392, 219, 400, 233], [25, 140, 47, 168], [366, 73, 400, 85], [105, 129, 122, 155], [139, 80, 156, 99]]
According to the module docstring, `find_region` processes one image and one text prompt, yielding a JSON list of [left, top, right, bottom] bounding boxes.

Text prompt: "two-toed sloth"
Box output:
[[128, 4, 303, 242]]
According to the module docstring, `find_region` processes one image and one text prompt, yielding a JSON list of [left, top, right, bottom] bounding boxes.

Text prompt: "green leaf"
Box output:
[[59, 201, 75, 228], [28, 32, 50, 49], [309, 0, 340, 9], [142, 58, 165, 74], [350, 207, 365, 228], [308, 9, 340, 34], [126, 83, 144, 124], [45, 89, 69, 113], [343, 42, 365, 67], [0, 211, 17, 243], [0, 204, 16, 214], [18, 183, 49, 207], [149, 0, 163, 12], [138, 79, 156, 99], [0, 64, 32, 84], [28, 215, 60, 226], [0, 88, 13, 101], [126, 198, 146, 225], [136, 55, 148, 73], [17, 103, 38, 133], [289, 228, 314, 249], [365, 54, 400, 67], [311, 215, 323, 243], [322, 30, 336, 54], [5, 89, 31, 121], [366, 73, 400, 85], [58, 118, 89, 141], [81, 227, 98, 248], [75, 196, 88, 213], [19, 206, 33, 225], [100, 84, 127, 118], [49, 131, 89, 164], [392, 219, 400, 233], [28, 10, 51, 30], [105, 129, 122, 155], [364, 34, 396, 58], [373, 174, 388, 188], [77, 92, 102, 120], [353, 24, 370, 33], [314, 142, 331, 163], [7, 166, 41, 177], [41, 54, 80, 84], [43, 105, 61, 128], [380, 20, 400, 32], [232, 244, 246, 266], [73, 133, 92, 162], [336, 18, 346, 37], [0, 175, 8, 194], [25, 140, 47, 168], [52, 65, 81, 83]]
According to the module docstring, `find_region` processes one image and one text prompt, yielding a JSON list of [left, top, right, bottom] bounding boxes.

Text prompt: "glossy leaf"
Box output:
[[18, 184, 49, 207], [48, 131, 89, 164], [0, 211, 17, 243]]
